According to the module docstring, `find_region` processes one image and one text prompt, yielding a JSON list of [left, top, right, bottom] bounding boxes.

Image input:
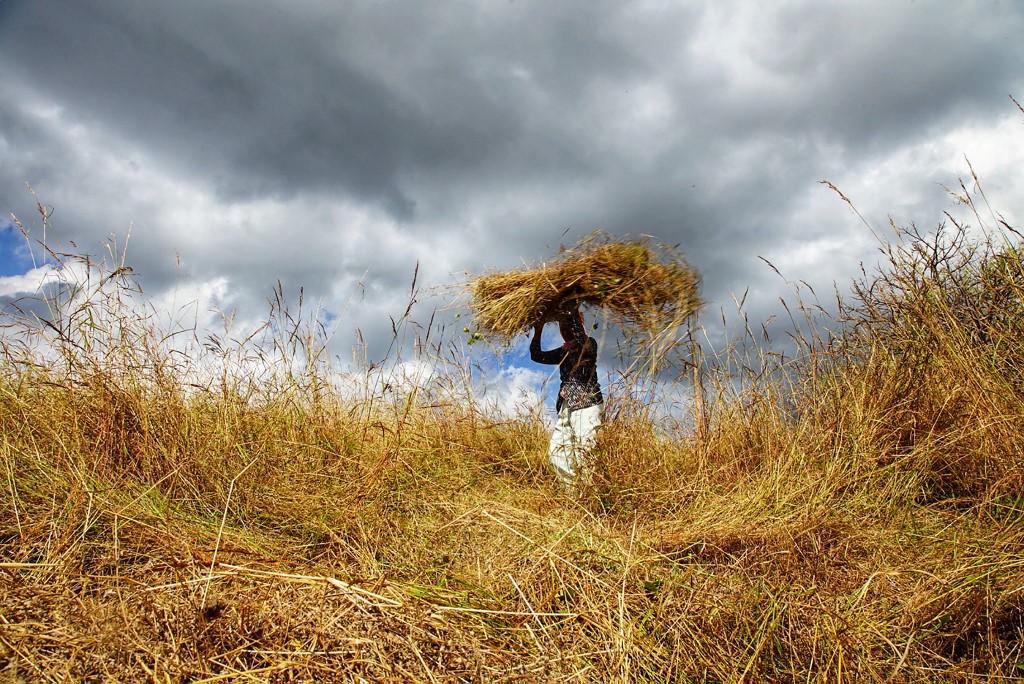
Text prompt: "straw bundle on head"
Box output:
[[466, 232, 702, 343]]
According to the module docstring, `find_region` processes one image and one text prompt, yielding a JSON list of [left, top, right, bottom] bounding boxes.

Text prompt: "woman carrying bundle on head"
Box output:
[[466, 233, 701, 486], [530, 307, 603, 488]]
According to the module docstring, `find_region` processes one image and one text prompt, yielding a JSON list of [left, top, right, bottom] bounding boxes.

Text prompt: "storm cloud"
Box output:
[[2, 0, 1022, 379]]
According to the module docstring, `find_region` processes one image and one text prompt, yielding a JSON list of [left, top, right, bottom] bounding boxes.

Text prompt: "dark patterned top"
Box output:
[[530, 333, 604, 412]]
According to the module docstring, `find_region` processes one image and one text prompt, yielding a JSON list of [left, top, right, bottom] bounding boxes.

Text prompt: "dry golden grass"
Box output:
[[466, 232, 702, 343], [4, 170, 1024, 682]]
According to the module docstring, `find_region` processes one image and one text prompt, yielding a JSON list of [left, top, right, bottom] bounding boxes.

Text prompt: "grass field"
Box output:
[[2, 177, 1024, 682]]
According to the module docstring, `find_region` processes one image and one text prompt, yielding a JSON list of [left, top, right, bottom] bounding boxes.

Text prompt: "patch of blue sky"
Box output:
[[319, 309, 340, 329], [502, 337, 533, 367], [0, 219, 34, 276]]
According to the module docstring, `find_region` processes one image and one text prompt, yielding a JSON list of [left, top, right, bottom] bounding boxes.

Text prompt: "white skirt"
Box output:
[[548, 402, 603, 485]]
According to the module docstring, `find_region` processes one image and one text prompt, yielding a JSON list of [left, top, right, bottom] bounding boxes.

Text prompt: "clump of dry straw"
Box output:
[[466, 232, 702, 343]]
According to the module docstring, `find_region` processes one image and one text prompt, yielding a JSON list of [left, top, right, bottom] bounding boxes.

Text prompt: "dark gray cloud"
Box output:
[[1, 0, 1022, 370]]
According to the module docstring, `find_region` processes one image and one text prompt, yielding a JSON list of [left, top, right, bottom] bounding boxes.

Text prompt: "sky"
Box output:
[[1, 0, 1023, 411]]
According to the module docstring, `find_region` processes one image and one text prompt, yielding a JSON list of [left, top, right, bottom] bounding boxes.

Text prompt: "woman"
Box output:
[[530, 308, 604, 486]]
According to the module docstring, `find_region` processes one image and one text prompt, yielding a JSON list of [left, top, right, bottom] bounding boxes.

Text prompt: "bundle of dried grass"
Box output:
[[466, 232, 702, 342]]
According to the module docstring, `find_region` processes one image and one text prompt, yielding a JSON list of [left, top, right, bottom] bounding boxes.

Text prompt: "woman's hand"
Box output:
[[532, 322, 544, 338]]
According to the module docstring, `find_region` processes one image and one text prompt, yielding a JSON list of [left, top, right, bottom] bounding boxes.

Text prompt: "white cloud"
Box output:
[[475, 364, 551, 420], [0, 264, 59, 298]]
